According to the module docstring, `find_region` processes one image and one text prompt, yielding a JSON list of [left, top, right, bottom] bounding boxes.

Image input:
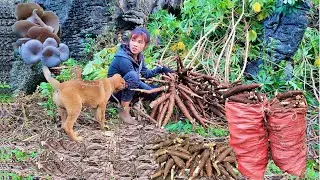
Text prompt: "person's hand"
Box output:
[[162, 66, 174, 74]]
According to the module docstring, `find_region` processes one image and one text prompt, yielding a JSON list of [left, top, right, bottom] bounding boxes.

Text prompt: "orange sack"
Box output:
[[226, 100, 269, 180], [267, 98, 307, 177]]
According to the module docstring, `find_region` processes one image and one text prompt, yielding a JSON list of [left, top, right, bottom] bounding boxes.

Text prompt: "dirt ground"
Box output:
[[2, 93, 226, 179], [2, 93, 167, 179], [2, 93, 318, 180]]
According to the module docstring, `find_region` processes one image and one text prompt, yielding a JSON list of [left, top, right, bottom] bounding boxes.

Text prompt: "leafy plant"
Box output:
[[83, 34, 96, 55], [208, 127, 229, 137], [248, 61, 303, 98], [304, 159, 320, 179], [0, 82, 14, 103], [266, 159, 319, 180], [0, 82, 11, 89], [38, 82, 55, 119], [266, 160, 283, 175], [56, 58, 80, 82], [165, 120, 193, 134], [82, 46, 118, 80], [0, 171, 51, 180], [0, 148, 38, 163], [106, 107, 118, 119], [164, 120, 229, 137]]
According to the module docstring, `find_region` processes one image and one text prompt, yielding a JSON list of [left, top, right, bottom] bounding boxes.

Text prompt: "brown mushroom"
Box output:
[[15, 2, 44, 20], [13, 20, 37, 37], [27, 26, 60, 44], [41, 11, 60, 34], [26, 9, 54, 32]]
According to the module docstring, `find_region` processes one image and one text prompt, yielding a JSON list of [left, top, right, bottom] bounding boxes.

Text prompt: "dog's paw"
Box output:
[[75, 136, 84, 142], [100, 122, 110, 131], [102, 125, 110, 131]]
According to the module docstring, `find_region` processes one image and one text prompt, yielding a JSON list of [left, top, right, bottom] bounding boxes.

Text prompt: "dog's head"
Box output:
[[112, 74, 126, 92]]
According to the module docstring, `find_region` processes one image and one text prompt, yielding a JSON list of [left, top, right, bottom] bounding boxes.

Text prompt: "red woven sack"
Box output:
[[267, 102, 307, 176], [226, 100, 269, 180]]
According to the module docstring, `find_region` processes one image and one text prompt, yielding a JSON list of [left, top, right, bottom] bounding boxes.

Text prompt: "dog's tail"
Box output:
[[42, 66, 61, 89]]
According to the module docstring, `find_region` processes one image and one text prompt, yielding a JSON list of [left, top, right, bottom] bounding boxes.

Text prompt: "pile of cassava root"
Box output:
[[223, 83, 264, 104], [270, 90, 307, 108], [133, 56, 264, 127], [149, 134, 238, 179]]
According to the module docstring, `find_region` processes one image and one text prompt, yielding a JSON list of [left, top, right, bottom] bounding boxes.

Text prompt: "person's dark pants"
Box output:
[[110, 71, 158, 103]]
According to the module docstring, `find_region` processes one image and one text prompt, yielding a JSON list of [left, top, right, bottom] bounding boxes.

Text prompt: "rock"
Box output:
[[245, 0, 311, 78], [10, 60, 45, 94], [263, 1, 310, 63], [0, 1, 16, 90]]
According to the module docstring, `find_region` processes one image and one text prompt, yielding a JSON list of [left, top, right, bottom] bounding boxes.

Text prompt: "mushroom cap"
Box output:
[[13, 20, 37, 37], [58, 43, 70, 61], [43, 38, 58, 48], [41, 46, 61, 67], [41, 11, 60, 34], [14, 37, 31, 51], [26, 9, 54, 33], [15, 3, 44, 20], [20, 39, 43, 65], [27, 26, 60, 43]]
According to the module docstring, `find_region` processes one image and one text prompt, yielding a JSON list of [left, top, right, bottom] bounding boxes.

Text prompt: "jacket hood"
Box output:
[[114, 44, 144, 67]]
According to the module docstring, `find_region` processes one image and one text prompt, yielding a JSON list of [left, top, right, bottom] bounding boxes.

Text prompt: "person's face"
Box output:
[[129, 35, 147, 55]]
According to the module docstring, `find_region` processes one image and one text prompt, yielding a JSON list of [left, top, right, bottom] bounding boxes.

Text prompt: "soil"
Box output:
[[1, 92, 171, 179], [2, 93, 219, 179]]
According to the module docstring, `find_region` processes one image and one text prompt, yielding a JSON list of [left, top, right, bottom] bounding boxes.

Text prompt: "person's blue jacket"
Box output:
[[108, 44, 163, 79]]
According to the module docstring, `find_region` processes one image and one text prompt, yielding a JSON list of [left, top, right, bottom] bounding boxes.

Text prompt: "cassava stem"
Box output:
[[131, 86, 169, 94]]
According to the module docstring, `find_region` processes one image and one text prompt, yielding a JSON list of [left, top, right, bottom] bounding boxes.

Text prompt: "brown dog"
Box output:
[[42, 66, 125, 142]]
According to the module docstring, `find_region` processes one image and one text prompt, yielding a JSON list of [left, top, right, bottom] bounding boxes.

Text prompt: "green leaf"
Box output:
[[29, 151, 38, 158], [12, 149, 27, 162], [24, 175, 35, 180], [93, 54, 104, 65], [96, 69, 107, 79], [182, 120, 192, 133], [176, 121, 184, 131], [83, 62, 95, 75], [153, 52, 161, 59], [164, 123, 178, 133], [249, 30, 257, 42], [257, 11, 268, 21]]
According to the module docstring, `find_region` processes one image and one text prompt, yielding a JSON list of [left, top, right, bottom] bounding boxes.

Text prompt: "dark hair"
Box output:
[[130, 27, 150, 45]]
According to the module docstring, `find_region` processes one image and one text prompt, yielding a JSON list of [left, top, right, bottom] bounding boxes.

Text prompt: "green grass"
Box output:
[[0, 171, 51, 180], [266, 160, 319, 180], [0, 148, 38, 163]]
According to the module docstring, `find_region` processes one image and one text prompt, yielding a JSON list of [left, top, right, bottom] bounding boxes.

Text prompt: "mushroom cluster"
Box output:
[[20, 38, 69, 67], [13, 2, 69, 67]]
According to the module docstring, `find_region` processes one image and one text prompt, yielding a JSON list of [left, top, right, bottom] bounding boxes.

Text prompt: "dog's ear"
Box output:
[[113, 74, 125, 91], [113, 74, 123, 82], [113, 74, 122, 78], [71, 66, 82, 80]]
